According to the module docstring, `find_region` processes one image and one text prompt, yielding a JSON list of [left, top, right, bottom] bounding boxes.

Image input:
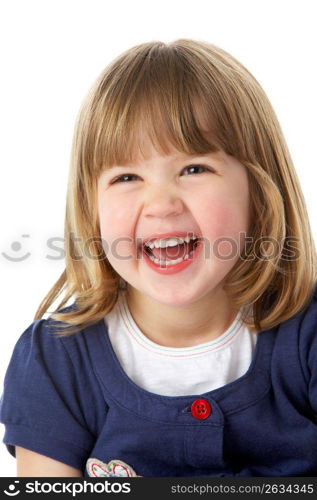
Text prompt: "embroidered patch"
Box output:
[[86, 458, 140, 477]]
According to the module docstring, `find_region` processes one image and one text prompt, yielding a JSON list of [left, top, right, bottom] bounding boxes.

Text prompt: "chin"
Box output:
[[147, 288, 203, 308]]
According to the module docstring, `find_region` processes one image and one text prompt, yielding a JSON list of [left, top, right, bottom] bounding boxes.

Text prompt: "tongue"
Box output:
[[151, 241, 195, 261]]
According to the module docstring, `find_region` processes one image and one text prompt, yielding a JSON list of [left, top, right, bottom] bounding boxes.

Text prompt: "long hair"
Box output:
[[34, 39, 317, 335]]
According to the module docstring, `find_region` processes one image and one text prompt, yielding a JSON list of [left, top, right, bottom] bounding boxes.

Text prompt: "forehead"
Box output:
[[132, 101, 213, 160], [94, 85, 230, 173], [108, 123, 225, 169]]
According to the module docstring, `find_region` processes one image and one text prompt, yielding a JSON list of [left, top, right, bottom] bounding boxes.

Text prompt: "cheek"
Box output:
[[197, 194, 249, 257], [99, 197, 130, 236], [98, 197, 135, 259], [199, 196, 248, 233]]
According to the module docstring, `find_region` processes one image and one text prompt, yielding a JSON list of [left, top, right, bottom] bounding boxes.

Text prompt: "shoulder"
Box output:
[[9, 305, 78, 364], [274, 283, 317, 339], [4, 303, 106, 393], [19, 302, 103, 349], [0, 306, 102, 472], [1, 304, 108, 448], [297, 283, 317, 381], [266, 283, 317, 371], [264, 284, 317, 399], [271, 283, 317, 339], [43, 304, 108, 364]]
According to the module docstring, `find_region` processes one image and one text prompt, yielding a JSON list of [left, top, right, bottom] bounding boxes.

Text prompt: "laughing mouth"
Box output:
[[139, 237, 200, 262]]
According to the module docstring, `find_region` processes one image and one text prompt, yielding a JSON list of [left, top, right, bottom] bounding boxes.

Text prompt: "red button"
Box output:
[[191, 399, 212, 420]]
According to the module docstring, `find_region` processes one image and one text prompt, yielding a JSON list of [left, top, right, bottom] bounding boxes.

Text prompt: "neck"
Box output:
[[125, 286, 239, 348]]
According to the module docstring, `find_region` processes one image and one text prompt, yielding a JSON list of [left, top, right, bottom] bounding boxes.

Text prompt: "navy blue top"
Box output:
[[1, 285, 317, 477]]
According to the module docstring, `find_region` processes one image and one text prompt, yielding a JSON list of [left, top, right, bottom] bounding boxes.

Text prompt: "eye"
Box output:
[[110, 164, 213, 184], [181, 164, 212, 176], [110, 173, 140, 184]]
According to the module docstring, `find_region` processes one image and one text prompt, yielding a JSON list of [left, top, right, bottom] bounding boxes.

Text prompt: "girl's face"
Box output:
[[97, 141, 250, 306]]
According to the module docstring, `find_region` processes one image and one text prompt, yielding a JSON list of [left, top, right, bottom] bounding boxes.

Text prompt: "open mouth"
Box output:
[[142, 237, 201, 264]]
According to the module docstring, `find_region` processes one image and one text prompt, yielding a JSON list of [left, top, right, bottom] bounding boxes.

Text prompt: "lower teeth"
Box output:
[[148, 252, 194, 266]]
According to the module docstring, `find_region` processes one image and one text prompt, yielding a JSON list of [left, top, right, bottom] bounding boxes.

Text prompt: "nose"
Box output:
[[143, 189, 184, 218]]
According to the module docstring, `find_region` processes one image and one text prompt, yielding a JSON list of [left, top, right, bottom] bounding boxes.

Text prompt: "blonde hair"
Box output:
[[34, 38, 317, 335]]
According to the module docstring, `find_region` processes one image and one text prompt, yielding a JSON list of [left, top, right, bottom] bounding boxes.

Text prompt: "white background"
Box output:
[[0, 0, 316, 477]]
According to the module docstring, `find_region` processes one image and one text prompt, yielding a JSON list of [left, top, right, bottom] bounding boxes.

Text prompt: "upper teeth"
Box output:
[[145, 236, 197, 249]]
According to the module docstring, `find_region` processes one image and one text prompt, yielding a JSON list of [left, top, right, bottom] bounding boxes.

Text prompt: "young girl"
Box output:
[[1, 39, 317, 478]]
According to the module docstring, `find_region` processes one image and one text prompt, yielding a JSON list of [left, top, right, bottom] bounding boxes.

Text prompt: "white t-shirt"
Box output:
[[105, 291, 258, 397]]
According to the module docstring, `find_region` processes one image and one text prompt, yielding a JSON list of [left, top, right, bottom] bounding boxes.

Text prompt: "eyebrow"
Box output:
[[106, 154, 224, 170]]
